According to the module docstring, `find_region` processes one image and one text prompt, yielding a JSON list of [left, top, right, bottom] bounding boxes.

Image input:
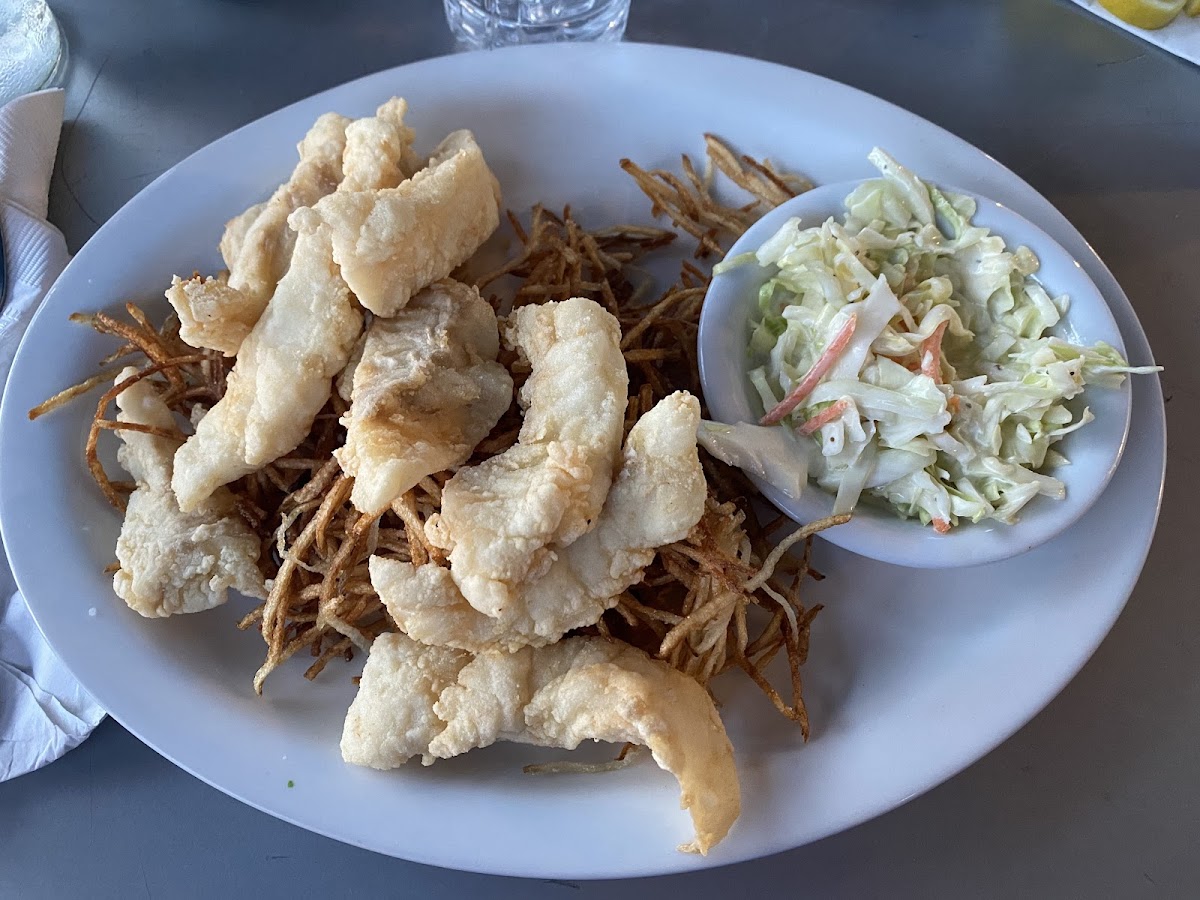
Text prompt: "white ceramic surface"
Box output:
[[698, 181, 1133, 568], [0, 44, 1165, 878]]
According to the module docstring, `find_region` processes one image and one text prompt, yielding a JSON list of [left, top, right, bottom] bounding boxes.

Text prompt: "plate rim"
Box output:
[[0, 41, 1167, 878]]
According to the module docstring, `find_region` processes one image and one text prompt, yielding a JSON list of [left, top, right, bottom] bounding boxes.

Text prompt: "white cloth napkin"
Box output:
[[0, 88, 105, 782]]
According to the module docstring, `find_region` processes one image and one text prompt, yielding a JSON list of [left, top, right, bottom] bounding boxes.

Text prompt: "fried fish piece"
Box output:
[[423, 297, 628, 618], [218, 201, 268, 272], [169, 98, 420, 357], [223, 110, 354, 293], [373, 392, 704, 651], [163, 272, 257, 359], [312, 129, 502, 317], [340, 97, 423, 193], [111, 368, 266, 616], [168, 111, 353, 356], [171, 211, 363, 511], [341, 632, 740, 854], [335, 279, 513, 515]]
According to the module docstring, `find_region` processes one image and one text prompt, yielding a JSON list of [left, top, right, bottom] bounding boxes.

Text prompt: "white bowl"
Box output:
[[697, 181, 1133, 568]]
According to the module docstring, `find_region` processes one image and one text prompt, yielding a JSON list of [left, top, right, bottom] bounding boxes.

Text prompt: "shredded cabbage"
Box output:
[[712, 149, 1159, 531]]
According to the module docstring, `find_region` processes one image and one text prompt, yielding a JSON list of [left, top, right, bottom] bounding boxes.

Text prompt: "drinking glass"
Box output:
[[444, 0, 630, 51], [0, 0, 67, 107]]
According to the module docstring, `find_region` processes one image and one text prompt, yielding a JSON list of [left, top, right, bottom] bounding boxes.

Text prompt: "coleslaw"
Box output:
[[702, 149, 1158, 531]]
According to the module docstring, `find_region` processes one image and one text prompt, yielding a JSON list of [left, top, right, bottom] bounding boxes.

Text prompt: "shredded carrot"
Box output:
[[920, 321, 949, 383], [932, 517, 951, 534], [797, 398, 850, 436], [760, 313, 858, 426]]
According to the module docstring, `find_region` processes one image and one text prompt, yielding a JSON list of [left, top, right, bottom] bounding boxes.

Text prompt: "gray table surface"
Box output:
[[2, 0, 1195, 896]]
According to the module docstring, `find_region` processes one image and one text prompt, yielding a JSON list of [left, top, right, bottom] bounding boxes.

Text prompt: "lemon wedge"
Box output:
[[1099, 0, 1186, 28]]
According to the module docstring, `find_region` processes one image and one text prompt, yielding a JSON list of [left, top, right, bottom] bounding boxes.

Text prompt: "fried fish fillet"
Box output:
[[341, 633, 740, 854], [422, 297, 628, 618], [340, 96, 423, 193], [312, 129, 502, 316], [111, 368, 266, 616], [218, 201, 267, 272], [163, 272, 251, 358], [334, 280, 513, 515], [372, 392, 704, 651], [223, 110, 354, 293], [168, 111, 353, 356], [172, 210, 363, 511]]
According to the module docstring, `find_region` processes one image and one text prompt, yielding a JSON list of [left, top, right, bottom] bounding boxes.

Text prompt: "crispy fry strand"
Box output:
[[28, 366, 125, 420]]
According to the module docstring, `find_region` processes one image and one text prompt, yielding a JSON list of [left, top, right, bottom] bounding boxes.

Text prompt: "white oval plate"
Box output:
[[0, 44, 1165, 879], [698, 180, 1133, 568]]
